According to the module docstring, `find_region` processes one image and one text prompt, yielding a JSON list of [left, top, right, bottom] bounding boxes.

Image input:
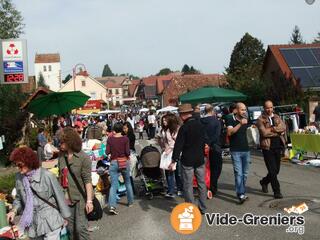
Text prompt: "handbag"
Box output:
[[116, 156, 129, 170], [64, 157, 103, 221]]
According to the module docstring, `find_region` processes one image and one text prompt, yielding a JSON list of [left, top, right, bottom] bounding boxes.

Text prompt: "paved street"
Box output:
[[92, 138, 320, 240]]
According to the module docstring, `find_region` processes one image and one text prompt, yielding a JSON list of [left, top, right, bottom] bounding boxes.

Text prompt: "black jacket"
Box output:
[[200, 115, 222, 148], [172, 116, 206, 168]]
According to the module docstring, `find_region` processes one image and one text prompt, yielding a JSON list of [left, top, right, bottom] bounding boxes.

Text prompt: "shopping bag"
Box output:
[[60, 226, 70, 240], [246, 126, 260, 148], [159, 152, 176, 170], [129, 152, 138, 177]]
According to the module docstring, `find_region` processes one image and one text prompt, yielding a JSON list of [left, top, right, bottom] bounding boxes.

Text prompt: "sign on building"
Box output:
[[0, 39, 28, 84]]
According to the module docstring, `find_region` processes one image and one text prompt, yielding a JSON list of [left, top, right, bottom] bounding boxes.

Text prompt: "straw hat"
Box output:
[[178, 103, 194, 113]]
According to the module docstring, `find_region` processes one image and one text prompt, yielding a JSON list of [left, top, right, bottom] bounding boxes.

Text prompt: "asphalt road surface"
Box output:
[[91, 138, 320, 240]]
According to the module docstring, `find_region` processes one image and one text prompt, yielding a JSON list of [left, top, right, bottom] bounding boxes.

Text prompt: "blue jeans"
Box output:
[[165, 170, 175, 194], [108, 161, 134, 208], [231, 151, 250, 197]]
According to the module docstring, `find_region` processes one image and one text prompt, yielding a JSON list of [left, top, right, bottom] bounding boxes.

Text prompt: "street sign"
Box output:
[[0, 39, 28, 84], [3, 61, 24, 73]]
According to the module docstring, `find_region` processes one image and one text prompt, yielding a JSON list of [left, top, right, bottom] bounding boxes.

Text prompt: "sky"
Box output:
[[11, 0, 320, 78]]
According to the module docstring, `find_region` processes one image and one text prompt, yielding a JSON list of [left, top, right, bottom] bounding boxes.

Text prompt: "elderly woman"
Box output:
[[58, 127, 94, 240], [7, 147, 71, 240]]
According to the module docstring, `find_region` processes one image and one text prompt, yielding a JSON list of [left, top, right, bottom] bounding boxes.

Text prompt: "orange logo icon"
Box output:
[[170, 203, 202, 235]]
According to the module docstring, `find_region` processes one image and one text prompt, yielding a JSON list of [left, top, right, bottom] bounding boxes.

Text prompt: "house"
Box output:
[[34, 53, 61, 91], [162, 74, 226, 106], [262, 43, 320, 117], [95, 76, 138, 106], [58, 70, 108, 103], [134, 72, 182, 107]]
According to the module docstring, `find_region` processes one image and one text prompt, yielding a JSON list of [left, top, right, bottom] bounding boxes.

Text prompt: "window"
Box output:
[[115, 89, 119, 94], [48, 65, 52, 71], [116, 101, 120, 106], [90, 92, 96, 99], [109, 90, 112, 95], [43, 66, 47, 72], [81, 80, 86, 87]]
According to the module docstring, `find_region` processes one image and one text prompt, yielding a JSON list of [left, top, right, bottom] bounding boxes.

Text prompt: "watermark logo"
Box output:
[[170, 203, 202, 234], [205, 212, 305, 235]]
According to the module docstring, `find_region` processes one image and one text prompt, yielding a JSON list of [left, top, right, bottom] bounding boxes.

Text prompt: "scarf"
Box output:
[[19, 168, 39, 231]]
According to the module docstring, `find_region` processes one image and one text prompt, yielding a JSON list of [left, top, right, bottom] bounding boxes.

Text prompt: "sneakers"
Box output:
[[165, 193, 175, 198], [274, 193, 283, 199], [238, 194, 248, 204], [177, 191, 183, 197], [109, 207, 119, 215], [207, 190, 213, 199], [260, 180, 268, 193]]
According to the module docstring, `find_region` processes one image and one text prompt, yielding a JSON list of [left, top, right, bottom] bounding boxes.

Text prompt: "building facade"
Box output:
[[34, 53, 61, 91], [58, 71, 108, 103]]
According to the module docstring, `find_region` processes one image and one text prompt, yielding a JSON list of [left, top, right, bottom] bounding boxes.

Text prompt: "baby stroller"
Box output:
[[137, 145, 164, 199]]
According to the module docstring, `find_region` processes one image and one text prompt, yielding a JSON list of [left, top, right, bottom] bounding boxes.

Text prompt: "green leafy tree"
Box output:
[[181, 64, 190, 74], [156, 68, 172, 76], [62, 74, 72, 84], [102, 64, 114, 77], [313, 32, 320, 43], [37, 72, 49, 88], [0, 0, 27, 165], [189, 66, 200, 74], [290, 25, 305, 44], [181, 64, 200, 74], [226, 33, 266, 105], [0, 0, 24, 39]]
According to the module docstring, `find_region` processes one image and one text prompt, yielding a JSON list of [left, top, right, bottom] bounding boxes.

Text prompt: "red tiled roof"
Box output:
[[156, 75, 174, 94], [95, 76, 127, 86], [76, 70, 89, 77], [106, 81, 122, 88], [162, 74, 226, 106], [142, 76, 158, 86], [129, 81, 139, 97], [264, 43, 320, 79], [35, 53, 60, 63]]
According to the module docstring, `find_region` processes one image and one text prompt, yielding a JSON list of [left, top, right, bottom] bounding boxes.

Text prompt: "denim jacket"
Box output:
[[13, 168, 71, 238]]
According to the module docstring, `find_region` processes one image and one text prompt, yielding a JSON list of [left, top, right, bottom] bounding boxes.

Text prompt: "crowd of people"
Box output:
[[6, 99, 289, 239]]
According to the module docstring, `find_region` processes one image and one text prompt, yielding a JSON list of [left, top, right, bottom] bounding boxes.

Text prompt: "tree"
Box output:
[[156, 68, 172, 76], [37, 72, 49, 88], [102, 64, 114, 77], [313, 32, 320, 43], [0, 0, 27, 165], [181, 64, 190, 74], [0, 0, 24, 39], [62, 74, 72, 84], [189, 66, 200, 74], [226, 33, 266, 105], [181, 64, 200, 74], [290, 25, 304, 44]]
